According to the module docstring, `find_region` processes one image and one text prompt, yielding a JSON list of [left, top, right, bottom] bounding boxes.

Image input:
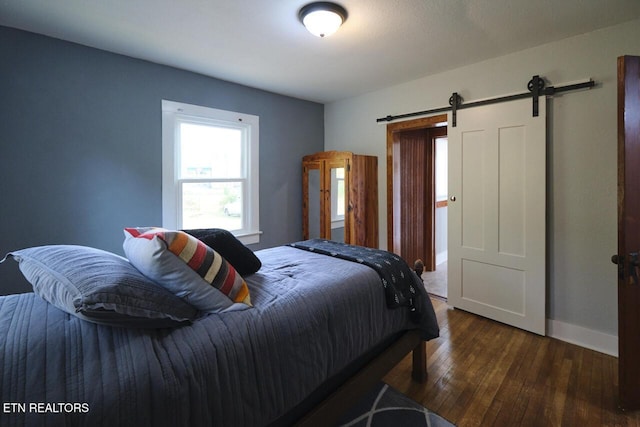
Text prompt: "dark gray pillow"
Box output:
[[183, 228, 262, 276], [3, 245, 198, 328]]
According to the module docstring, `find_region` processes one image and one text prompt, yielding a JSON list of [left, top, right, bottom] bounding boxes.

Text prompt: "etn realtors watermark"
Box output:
[[3, 402, 90, 414]]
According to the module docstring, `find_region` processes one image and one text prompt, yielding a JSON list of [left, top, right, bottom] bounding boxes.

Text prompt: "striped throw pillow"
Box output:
[[124, 227, 251, 309]]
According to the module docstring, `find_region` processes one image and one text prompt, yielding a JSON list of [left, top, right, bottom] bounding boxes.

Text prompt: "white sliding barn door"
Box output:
[[447, 98, 546, 335]]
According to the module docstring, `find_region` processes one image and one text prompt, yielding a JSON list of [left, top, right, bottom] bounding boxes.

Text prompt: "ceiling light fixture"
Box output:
[[299, 2, 348, 38]]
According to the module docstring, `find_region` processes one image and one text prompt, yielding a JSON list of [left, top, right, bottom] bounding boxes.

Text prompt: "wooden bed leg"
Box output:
[[411, 341, 427, 383]]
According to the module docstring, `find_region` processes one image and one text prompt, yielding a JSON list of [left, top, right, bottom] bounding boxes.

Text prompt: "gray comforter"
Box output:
[[0, 245, 438, 427]]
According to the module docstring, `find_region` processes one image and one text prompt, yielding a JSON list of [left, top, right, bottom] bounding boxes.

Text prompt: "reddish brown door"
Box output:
[[387, 118, 447, 271], [616, 55, 640, 411], [393, 128, 435, 269]]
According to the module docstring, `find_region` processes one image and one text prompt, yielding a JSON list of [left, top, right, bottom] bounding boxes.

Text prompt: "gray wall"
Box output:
[[325, 19, 640, 348], [0, 26, 324, 294]]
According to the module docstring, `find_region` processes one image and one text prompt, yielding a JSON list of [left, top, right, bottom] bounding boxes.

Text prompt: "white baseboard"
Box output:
[[547, 319, 618, 357]]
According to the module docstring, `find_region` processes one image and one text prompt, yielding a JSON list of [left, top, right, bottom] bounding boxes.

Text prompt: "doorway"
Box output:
[[386, 114, 448, 298], [424, 135, 448, 298]]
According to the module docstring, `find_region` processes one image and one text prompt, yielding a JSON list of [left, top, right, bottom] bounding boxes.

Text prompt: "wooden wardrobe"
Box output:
[[302, 151, 378, 248]]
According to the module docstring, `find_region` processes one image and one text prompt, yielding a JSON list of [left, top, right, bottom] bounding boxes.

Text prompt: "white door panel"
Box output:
[[448, 98, 546, 335]]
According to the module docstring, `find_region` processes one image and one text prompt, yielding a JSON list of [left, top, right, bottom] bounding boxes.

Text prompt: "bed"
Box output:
[[0, 230, 439, 427]]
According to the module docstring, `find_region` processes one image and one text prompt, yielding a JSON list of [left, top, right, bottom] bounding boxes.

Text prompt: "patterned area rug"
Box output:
[[335, 382, 455, 426]]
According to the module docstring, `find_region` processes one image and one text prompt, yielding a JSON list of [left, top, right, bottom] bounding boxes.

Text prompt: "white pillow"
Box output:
[[123, 227, 251, 313]]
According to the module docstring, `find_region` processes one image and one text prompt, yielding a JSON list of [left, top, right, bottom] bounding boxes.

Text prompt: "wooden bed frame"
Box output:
[[294, 259, 431, 425], [295, 329, 426, 426]]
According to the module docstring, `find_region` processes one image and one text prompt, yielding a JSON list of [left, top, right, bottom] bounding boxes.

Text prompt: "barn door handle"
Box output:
[[614, 253, 640, 284]]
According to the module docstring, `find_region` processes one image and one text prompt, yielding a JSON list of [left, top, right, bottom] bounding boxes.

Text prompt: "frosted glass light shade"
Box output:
[[299, 2, 347, 38], [303, 10, 343, 37]]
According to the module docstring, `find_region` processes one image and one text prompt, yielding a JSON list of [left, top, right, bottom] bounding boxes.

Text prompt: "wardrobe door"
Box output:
[[350, 154, 378, 248], [303, 160, 322, 240]]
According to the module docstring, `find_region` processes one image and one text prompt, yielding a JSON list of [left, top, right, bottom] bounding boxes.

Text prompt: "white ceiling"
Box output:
[[2, 0, 640, 104]]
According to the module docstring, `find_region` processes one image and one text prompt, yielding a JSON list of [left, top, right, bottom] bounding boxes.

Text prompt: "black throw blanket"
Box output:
[[290, 239, 423, 323]]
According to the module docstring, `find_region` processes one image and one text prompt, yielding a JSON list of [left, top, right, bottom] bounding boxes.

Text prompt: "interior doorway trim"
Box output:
[[386, 114, 448, 253]]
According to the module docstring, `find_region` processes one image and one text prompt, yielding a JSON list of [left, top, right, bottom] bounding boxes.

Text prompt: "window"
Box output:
[[162, 100, 260, 244]]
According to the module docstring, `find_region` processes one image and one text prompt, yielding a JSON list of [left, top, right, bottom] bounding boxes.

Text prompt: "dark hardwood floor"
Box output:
[[384, 297, 640, 427]]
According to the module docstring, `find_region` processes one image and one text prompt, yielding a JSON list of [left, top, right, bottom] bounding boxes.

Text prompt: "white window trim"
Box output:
[[161, 100, 260, 245]]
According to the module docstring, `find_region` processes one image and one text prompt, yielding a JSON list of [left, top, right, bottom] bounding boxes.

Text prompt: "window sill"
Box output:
[[236, 230, 263, 245]]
